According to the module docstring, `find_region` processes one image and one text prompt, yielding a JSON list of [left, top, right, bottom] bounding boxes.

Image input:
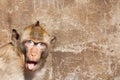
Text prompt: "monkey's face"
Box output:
[[12, 21, 56, 72], [19, 22, 54, 71], [23, 40, 47, 71]]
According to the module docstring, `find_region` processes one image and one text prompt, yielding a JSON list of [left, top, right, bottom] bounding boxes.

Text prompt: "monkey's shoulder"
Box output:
[[0, 43, 17, 57], [0, 42, 14, 49]]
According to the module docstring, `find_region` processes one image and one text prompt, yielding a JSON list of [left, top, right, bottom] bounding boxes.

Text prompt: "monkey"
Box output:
[[12, 21, 56, 80], [0, 21, 56, 80], [0, 30, 24, 80]]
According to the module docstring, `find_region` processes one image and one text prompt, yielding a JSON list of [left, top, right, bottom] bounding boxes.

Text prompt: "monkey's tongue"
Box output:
[[28, 63, 35, 70]]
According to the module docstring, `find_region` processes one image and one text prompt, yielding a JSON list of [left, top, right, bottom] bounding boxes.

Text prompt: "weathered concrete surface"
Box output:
[[0, 0, 120, 80]]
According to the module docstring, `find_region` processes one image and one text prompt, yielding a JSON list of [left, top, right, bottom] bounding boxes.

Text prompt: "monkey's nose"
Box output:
[[30, 52, 37, 57], [31, 47, 38, 57]]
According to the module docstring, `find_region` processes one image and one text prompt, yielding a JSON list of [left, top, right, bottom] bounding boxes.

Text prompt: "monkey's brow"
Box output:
[[24, 40, 47, 46]]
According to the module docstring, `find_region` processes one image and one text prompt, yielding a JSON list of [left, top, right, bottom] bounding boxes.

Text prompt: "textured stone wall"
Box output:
[[0, 0, 120, 80]]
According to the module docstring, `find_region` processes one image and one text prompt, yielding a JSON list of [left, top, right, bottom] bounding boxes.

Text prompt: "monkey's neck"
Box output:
[[24, 69, 39, 80], [24, 72, 34, 80]]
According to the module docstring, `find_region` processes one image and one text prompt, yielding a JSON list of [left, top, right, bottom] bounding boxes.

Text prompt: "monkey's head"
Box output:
[[12, 21, 56, 71]]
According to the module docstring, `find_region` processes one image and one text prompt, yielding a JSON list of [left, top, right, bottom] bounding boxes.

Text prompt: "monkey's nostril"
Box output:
[[31, 53, 37, 57]]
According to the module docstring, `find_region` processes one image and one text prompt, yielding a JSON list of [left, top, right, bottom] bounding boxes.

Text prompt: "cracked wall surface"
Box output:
[[0, 0, 120, 80]]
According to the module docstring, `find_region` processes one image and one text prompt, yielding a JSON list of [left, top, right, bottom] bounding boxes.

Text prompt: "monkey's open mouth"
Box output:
[[26, 61, 38, 71]]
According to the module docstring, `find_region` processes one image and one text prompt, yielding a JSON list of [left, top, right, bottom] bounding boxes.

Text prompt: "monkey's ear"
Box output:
[[35, 21, 40, 26], [11, 29, 20, 46]]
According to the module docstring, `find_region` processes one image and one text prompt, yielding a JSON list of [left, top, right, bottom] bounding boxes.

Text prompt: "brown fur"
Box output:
[[0, 43, 24, 80], [16, 21, 56, 80], [0, 21, 56, 80]]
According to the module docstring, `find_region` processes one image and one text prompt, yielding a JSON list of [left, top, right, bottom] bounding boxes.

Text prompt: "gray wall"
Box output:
[[0, 0, 120, 80]]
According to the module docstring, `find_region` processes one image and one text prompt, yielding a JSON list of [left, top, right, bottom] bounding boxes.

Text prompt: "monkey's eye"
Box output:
[[37, 42, 46, 47], [27, 40, 34, 46]]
